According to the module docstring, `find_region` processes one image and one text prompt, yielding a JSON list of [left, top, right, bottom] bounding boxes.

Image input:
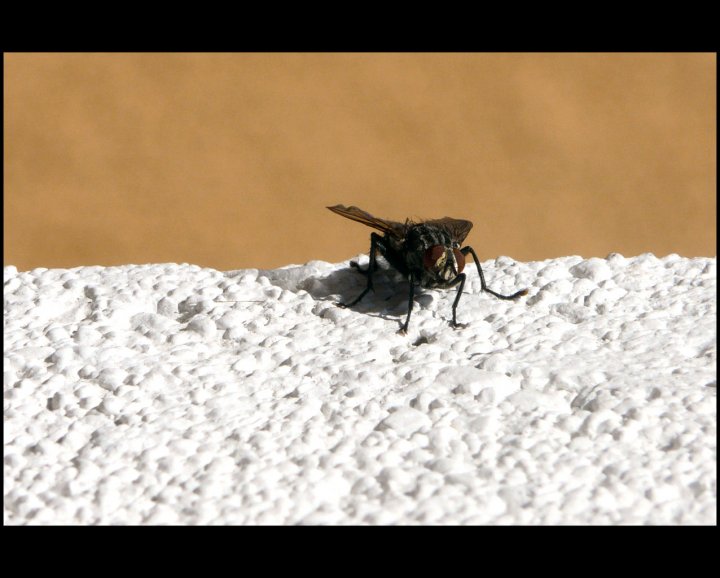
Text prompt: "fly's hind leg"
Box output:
[[338, 232, 384, 307], [349, 259, 379, 276]]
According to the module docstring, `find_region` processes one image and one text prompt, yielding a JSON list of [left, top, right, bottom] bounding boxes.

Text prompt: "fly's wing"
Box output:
[[424, 217, 474, 245], [327, 205, 409, 239]]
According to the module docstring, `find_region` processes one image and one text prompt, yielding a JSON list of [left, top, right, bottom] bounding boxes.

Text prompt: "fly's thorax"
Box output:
[[407, 223, 453, 249]]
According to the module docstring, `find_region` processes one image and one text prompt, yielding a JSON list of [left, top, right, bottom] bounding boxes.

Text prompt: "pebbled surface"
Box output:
[[3, 253, 716, 524]]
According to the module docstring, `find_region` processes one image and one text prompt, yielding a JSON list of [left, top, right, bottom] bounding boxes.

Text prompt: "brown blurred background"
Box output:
[[4, 53, 716, 272]]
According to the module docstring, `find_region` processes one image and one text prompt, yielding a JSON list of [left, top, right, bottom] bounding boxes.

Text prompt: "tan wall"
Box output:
[[4, 53, 716, 271]]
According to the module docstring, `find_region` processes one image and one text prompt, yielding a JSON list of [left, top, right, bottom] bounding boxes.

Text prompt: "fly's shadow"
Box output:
[[306, 258, 414, 322], [255, 257, 403, 307], [254, 258, 435, 330]]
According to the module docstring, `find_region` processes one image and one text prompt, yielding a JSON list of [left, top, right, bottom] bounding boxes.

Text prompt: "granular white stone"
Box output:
[[570, 258, 613, 282], [2, 255, 715, 525], [378, 407, 432, 436]]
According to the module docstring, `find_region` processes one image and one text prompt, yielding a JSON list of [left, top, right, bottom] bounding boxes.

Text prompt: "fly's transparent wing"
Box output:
[[327, 205, 410, 239], [423, 217, 473, 245]]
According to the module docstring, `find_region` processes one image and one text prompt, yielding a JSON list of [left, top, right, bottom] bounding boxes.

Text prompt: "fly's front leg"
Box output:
[[398, 273, 416, 334], [448, 272, 467, 328], [461, 246, 528, 300], [339, 232, 384, 307]]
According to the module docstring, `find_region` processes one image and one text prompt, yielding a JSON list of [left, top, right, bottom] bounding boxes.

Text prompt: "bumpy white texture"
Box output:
[[3, 253, 716, 525]]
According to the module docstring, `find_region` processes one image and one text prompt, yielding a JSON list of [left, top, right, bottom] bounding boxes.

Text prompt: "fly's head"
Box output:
[[423, 242, 465, 282]]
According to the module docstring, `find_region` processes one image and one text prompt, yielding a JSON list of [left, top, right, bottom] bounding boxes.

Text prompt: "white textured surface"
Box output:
[[3, 253, 716, 525]]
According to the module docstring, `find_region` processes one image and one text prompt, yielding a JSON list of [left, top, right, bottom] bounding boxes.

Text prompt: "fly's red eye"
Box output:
[[423, 246, 445, 270], [453, 248, 465, 273]]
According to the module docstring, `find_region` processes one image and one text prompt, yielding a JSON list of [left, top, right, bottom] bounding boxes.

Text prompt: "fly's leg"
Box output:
[[349, 257, 379, 276], [398, 273, 416, 334], [338, 232, 384, 307], [448, 272, 468, 329], [461, 246, 528, 300]]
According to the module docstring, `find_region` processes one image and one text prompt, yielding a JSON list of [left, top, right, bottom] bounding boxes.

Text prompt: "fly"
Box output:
[[327, 204, 528, 333]]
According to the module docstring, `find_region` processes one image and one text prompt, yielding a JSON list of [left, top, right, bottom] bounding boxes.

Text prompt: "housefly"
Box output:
[[327, 204, 527, 333]]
